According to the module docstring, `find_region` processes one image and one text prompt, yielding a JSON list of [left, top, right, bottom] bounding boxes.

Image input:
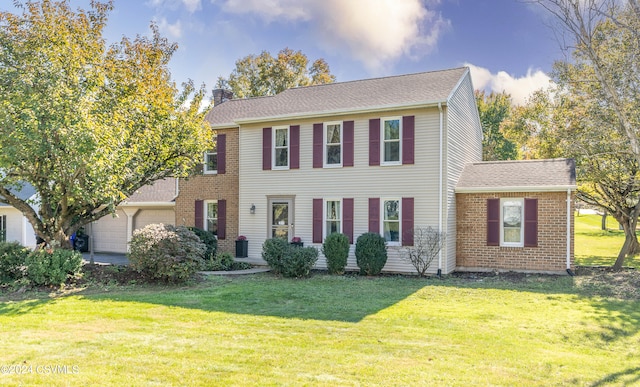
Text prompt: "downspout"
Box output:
[[437, 102, 443, 277], [566, 188, 574, 276]]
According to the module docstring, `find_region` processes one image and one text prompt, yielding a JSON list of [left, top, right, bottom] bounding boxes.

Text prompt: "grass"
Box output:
[[0, 272, 639, 386], [575, 213, 640, 267]]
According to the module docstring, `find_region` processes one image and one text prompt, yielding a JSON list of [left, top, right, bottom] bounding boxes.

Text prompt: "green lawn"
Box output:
[[1, 273, 639, 386], [575, 213, 640, 267]]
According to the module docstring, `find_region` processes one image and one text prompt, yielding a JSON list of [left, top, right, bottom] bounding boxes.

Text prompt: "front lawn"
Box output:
[[1, 272, 639, 386], [575, 213, 640, 267]]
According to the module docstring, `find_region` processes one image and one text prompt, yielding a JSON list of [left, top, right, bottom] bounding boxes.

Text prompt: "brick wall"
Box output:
[[175, 128, 239, 254], [456, 191, 574, 273]]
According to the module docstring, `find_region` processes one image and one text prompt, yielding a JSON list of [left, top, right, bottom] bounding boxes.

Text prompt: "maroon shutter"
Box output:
[[313, 123, 323, 168], [402, 197, 414, 246], [262, 127, 272, 170], [290, 125, 300, 169], [313, 198, 323, 243], [524, 198, 538, 247], [487, 198, 500, 246], [402, 116, 415, 165], [217, 134, 226, 174], [344, 121, 354, 167], [369, 119, 380, 166], [217, 199, 226, 240], [195, 200, 204, 229], [343, 198, 354, 244], [368, 198, 380, 233]]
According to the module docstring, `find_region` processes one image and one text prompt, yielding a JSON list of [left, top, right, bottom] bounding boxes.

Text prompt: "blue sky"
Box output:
[[2, 0, 562, 104]]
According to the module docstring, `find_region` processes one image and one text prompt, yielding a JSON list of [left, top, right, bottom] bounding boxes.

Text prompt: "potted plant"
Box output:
[[235, 235, 248, 258], [290, 236, 303, 247]]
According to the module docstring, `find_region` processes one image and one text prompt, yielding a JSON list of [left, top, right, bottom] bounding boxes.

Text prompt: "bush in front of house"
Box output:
[[262, 238, 318, 278], [188, 227, 217, 259], [0, 241, 31, 283], [322, 233, 350, 274], [280, 246, 318, 278], [24, 248, 83, 286], [355, 232, 388, 276], [128, 223, 206, 283]]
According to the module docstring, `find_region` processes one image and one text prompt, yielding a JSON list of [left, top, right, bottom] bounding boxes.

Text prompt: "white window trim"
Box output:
[[204, 200, 218, 235], [380, 116, 402, 166], [381, 198, 401, 246], [500, 198, 524, 247], [203, 151, 217, 174], [323, 121, 343, 168], [272, 125, 290, 170], [323, 198, 343, 238]]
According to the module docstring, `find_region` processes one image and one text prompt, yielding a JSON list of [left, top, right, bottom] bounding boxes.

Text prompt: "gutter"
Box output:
[[119, 202, 175, 208], [455, 185, 578, 194], [437, 102, 443, 277]]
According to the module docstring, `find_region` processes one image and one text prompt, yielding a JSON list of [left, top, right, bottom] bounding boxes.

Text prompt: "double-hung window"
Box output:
[[325, 199, 342, 237], [382, 117, 401, 165], [501, 198, 524, 247], [205, 200, 218, 236], [324, 122, 342, 167], [382, 199, 401, 245], [273, 126, 289, 169], [204, 137, 217, 174]]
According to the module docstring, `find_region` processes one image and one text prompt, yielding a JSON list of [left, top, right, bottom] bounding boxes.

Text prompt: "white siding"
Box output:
[[0, 207, 35, 247], [444, 72, 483, 273], [238, 108, 443, 273]]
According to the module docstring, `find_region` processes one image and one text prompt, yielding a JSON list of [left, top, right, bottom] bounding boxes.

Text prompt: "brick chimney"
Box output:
[[212, 89, 233, 106]]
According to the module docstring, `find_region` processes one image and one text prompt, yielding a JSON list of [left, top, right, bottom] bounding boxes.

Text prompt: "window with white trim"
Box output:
[[381, 117, 401, 165], [205, 200, 218, 236], [501, 198, 523, 247], [273, 126, 289, 169], [324, 122, 342, 167], [382, 199, 401, 245], [324, 199, 342, 237], [204, 137, 217, 174]]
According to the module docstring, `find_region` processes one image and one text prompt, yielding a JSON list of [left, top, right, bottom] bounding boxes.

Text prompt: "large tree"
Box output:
[[0, 1, 212, 248], [475, 90, 518, 161], [216, 47, 336, 98], [534, 0, 640, 269]]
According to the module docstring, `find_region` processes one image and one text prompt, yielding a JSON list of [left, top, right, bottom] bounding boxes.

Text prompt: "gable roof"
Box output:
[[122, 178, 177, 205], [0, 183, 37, 207], [205, 67, 469, 127], [456, 158, 577, 193]]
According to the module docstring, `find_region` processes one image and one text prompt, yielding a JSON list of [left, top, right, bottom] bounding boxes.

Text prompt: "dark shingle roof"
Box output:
[[456, 159, 576, 192], [205, 67, 469, 127], [124, 178, 177, 203]]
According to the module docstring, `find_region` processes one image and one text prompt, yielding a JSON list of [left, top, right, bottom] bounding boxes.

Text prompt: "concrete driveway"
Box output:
[[82, 252, 129, 266]]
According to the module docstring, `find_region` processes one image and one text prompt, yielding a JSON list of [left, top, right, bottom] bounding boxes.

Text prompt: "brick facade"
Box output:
[[456, 191, 574, 273], [175, 128, 239, 254]]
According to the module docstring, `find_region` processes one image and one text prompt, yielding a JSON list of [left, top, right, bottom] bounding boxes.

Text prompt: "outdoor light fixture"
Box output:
[[250, 204, 256, 214]]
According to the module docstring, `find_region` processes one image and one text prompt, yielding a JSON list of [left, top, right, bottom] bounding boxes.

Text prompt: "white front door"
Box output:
[[270, 198, 293, 240]]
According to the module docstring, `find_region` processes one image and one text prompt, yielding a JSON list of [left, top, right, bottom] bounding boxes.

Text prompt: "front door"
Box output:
[[270, 198, 293, 240]]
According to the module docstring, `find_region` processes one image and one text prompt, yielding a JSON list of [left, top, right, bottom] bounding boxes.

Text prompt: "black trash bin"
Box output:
[[74, 234, 89, 253]]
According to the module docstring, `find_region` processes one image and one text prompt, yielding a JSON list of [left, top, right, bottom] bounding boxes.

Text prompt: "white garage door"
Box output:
[[134, 209, 175, 231], [91, 210, 128, 253]]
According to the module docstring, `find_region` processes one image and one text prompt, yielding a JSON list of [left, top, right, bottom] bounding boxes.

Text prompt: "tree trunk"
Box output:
[[602, 211, 607, 230], [613, 215, 639, 270]]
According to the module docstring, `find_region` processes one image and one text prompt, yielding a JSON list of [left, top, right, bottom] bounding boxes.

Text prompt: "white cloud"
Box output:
[[157, 17, 183, 39], [465, 63, 553, 105], [182, 0, 202, 13], [146, 0, 202, 13], [215, 0, 449, 73]]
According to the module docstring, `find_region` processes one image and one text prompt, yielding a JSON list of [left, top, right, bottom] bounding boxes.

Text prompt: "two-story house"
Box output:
[[180, 67, 576, 274]]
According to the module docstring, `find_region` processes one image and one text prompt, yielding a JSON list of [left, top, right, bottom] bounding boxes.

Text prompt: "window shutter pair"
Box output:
[[312, 122, 354, 168], [368, 197, 414, 246], [368, 116, 415, 165], [312, 198, 354, 244], [486, 198, 537, 247], [263, 126, 300, 170], [194, 199, 227, 240]]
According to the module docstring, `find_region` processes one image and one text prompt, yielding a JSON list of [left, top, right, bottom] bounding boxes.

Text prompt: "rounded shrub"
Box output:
[[25, 249, 83, 286], [322, 233, 350, 274], [0, 241, 31, 283], [280, 246, 318, 278], [128, 223, 206, 283], [355, 232, 388, 276], [188, 227, 217, 259], [261, 238, 289, 275]]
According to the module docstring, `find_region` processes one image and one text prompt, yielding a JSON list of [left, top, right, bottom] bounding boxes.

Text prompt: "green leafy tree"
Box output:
[[0, 1, 212, 248], [535, 0, 640, 269], [216, 47, 336, 98], [475, 91, 518, 161]]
